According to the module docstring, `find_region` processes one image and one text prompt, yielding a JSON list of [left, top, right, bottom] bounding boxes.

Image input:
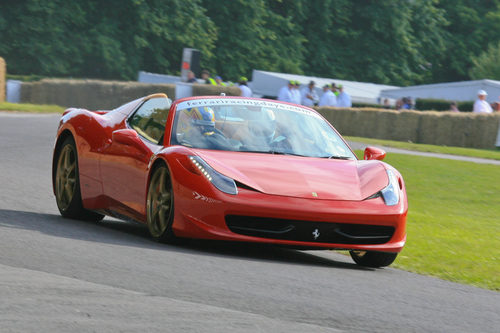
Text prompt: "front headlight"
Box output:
[[380, 169, 400, 206], [365, 169, 400, 206], [189, 156, 238, 195]]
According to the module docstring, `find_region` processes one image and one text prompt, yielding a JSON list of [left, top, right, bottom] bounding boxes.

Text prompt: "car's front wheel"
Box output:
[[349, 250, 398, 268], [146, 164, 179, 243], [54, 136, 104, 221]]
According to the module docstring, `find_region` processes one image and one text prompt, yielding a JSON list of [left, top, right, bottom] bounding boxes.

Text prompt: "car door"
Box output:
[[100, 96, 171, 220]]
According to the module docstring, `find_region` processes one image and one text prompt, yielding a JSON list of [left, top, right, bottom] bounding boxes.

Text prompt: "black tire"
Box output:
[[146, 163, 180, 243], [349, 250, 398, 268], [54, 136, 104, 222]]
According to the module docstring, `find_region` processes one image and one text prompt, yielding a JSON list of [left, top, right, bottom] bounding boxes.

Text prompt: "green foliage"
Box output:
[[469, 41, 500, 80], [1, 0, 500, 85], [415, 98, 473, 112], [0, 0, 217, 80], [201, 0, 305, 80], [431, 0, 500, 82]]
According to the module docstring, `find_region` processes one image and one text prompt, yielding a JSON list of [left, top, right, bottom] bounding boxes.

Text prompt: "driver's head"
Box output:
[[178, 106, 216, 135]]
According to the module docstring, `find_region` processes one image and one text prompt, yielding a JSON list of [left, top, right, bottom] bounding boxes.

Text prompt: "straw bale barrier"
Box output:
[[20, 79, 177, 110], [16, 78, 500, 148], [317, 106, 500, 149], [191, 84, 241, 97], [20, 79, 241, 110], [0, 57, 6, 102]]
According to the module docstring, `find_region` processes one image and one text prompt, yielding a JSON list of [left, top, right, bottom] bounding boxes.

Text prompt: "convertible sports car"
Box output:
[[52, 94, 407, 267]]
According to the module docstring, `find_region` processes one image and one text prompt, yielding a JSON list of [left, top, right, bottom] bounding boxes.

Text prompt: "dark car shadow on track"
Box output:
[[0, 209, 373, 271]]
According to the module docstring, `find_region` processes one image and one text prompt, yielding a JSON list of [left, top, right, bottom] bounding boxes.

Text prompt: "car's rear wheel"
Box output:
[[146, 164, 179, 243], [349, 250, 398, 268], [54, 136, 104, 221]]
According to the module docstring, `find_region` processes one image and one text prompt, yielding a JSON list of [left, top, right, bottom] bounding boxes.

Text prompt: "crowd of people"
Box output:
[[187, 71, 500, 113], [389, 90, 500, 113], [277, 80, 352, 108], [188, 70, 353, 108], [186, 69, 253, 97]]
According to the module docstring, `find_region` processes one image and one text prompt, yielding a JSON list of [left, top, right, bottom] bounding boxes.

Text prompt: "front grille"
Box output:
[[225, 215, 394, 245]]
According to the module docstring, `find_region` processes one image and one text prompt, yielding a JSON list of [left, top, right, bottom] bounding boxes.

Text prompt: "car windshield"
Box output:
[[171, 98, 356, 159]]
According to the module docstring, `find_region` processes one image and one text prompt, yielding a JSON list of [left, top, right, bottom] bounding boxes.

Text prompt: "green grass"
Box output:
[[347, 136, 500, 161], [0, 102, 64, 113], [354, 150, 500, 291]]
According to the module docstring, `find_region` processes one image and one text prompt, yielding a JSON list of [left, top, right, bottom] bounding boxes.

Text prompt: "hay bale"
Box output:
[[20, 82, 33, 103], [0, 57, 5, 102], [392, 110, 420, 142], [464, 113, 500, 148], [319, 106, 500, 148], [417, 111, 442, 145], [18, 79, 176, 109], [191, 84, 241, 97]]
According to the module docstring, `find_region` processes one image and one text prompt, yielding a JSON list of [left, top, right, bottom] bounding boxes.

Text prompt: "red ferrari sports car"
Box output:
[[52, 94, 407, 267]]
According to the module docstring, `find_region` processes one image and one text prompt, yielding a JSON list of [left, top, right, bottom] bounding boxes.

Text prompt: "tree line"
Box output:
[[1, 0, 500, 86]]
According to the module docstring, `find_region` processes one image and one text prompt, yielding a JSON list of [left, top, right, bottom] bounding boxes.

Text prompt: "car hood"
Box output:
[[195, 150, 388, 201]]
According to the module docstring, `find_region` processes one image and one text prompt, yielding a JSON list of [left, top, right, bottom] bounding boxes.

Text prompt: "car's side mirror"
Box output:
[[364, 146, 386, 160], [112, 129, 148, 152]]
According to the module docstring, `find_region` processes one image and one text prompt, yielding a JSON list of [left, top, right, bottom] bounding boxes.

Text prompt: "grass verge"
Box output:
[[354, 150, 500, 291], [347, 136, 500, 161], [0, 102, 64, 113]]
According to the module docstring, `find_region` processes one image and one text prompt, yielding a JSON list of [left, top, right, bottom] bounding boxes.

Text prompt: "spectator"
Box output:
[[492, 97, 500, 112], [201, 69, 216, 85], [449, 101, 460, 112], [277, 81, 294, 103], [238, 76, 252, 97], [291, 81, 302, 105], [215, 75, 226, 86], [187, 71, 197, 83], [402, 97, 414, 109], [383, 98, 391, 109], [331, 83, 339, 97], [336, 85, 352, 107], [473, 90, 493, 113], [301, 80, 319, 107], [319, 84, 337, 107], [395, 98, 403, 110]]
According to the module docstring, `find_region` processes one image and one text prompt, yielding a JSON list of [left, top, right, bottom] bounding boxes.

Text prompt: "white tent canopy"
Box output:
[[250, 70, 399, 104], [380, 79, 500, 103]]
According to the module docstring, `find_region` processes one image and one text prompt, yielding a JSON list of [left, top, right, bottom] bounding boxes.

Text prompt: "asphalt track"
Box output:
[[0, 112, 498, 332]]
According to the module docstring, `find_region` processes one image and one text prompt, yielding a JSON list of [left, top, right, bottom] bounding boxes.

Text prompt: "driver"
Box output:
[[176, 106, 231, 149], [243, 108, 291, 152]]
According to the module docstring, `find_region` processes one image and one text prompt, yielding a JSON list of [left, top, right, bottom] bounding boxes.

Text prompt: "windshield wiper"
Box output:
[[239, 149, 307, 157], [322, 155, 354, 160]]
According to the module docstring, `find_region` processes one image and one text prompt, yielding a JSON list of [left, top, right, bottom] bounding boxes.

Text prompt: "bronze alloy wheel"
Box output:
[[54, 137, 103, 221], [147, 165, 175, 241], [55, 143, 77, 211]]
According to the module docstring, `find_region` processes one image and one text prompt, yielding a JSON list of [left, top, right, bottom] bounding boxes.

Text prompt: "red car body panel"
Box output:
[[53, 95, 407, 252]]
